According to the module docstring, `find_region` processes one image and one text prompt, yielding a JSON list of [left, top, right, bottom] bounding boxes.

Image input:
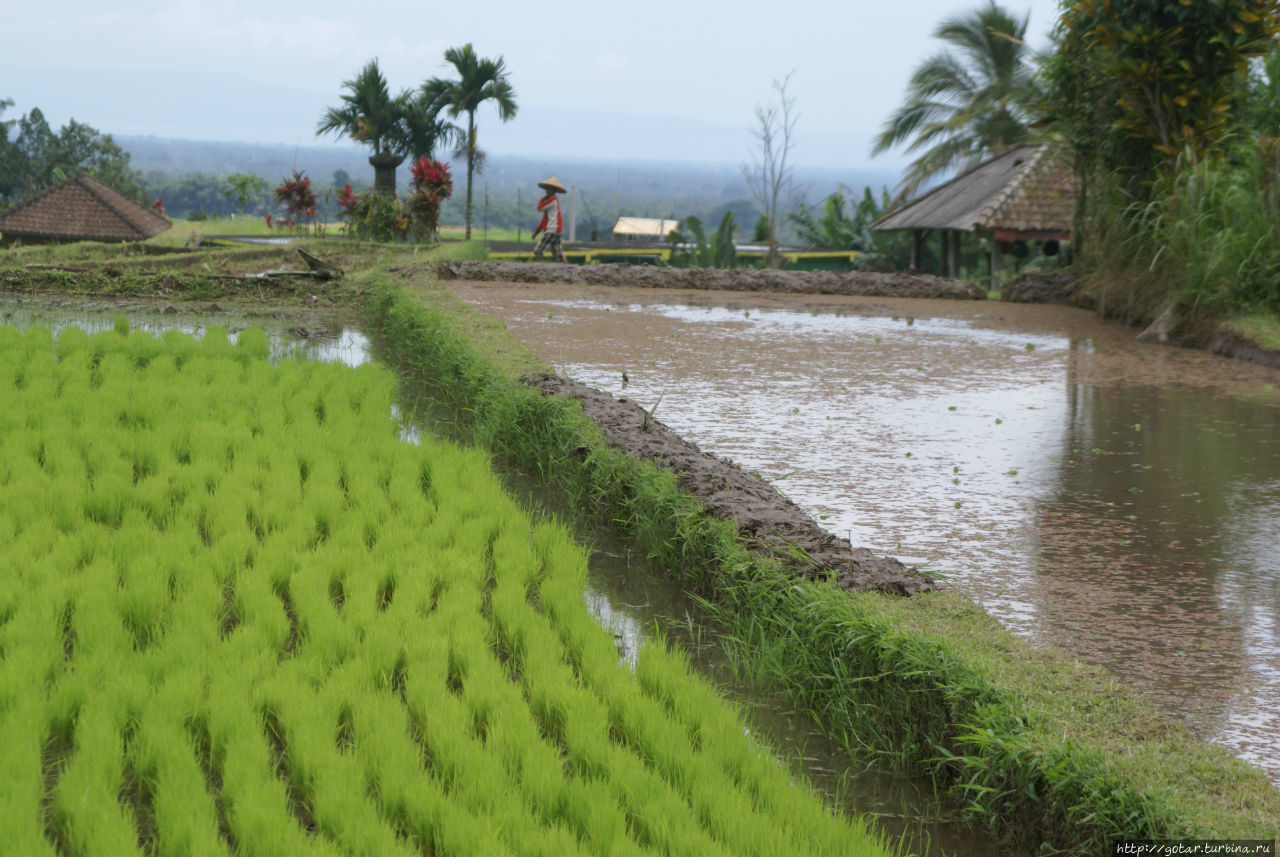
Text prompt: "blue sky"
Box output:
[[3, 0, 1064, 170]]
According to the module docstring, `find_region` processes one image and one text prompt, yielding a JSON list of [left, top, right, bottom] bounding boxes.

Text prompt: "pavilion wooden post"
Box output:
[[911, 229, 923, 270], [989, 235, 1002, 292]]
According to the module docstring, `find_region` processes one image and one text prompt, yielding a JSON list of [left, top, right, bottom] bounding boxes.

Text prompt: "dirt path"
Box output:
[[523, 373, 937, 595], [435, 260, 986, 300]]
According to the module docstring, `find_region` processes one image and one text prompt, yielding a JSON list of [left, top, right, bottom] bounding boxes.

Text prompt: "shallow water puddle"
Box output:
[[453, 280, 1280, 784]]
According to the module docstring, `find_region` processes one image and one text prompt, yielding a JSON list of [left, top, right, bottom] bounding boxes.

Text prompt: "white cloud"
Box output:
[[236, 14, 351, 59], [591, 51, 626, 77]]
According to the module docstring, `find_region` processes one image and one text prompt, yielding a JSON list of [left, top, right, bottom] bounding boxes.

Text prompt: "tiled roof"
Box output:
[[0, 173, 170, 242], [872, 143, 1076, 237]]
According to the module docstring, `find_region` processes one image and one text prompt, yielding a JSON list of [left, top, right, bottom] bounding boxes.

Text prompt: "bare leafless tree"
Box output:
[[743, 72, 798, 268]]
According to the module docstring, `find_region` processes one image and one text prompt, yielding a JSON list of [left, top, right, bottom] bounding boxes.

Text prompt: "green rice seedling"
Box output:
[[50, 705, 143, 856], [0, 320, 901, 857], [257, 680, 416, 857], [0, 697, 59, 857], [352, 691, 508, 857], [203, 689, 338, 857], [129, 693, 229, 857]]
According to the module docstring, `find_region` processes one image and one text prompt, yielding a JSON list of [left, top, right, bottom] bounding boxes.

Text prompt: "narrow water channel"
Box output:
[[448, 280, 1280, 786], [0, 296, 1002, 855]]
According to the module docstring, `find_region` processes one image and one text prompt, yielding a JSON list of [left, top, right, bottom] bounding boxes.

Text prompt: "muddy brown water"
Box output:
[[1, 295, 1003, 855], [449, 280, 1280, 787]]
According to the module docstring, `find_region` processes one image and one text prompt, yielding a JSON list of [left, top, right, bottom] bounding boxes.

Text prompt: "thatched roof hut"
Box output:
[[872, 143, 1075, 280], [0, 173, 170, 246]]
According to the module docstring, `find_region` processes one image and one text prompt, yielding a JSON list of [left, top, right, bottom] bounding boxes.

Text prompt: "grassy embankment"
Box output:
[[0, 320, 892, 856], [359, 253, 1280, 852], [0, 234, 390, 303]]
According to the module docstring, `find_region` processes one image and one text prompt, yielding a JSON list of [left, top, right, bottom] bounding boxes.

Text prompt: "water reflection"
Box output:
[[451, 281, 1280, 784], [0, 297, 369, 366]]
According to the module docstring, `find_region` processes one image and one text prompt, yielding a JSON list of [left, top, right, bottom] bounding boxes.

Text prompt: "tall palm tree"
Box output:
[[317, 59, 413, 197], [872, 1, 1039, 196], [421, 44, 518, 239]]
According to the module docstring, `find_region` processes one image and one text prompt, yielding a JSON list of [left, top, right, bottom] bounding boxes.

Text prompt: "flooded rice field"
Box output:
[[1, 295, 1000, 854], [450, 280, 1280, 785]]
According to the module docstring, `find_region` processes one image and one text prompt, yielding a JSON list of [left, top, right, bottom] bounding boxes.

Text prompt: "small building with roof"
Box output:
[[871, 143, 1075, 283], [0, 173, 170, 246], [612, 217, 680, 242]]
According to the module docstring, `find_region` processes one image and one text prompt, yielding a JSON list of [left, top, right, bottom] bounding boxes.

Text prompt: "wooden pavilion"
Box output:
[[871, 143, 1075, 284]]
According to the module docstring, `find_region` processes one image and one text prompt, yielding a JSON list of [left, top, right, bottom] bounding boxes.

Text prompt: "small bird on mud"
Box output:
[[621, 371, 629, 388]]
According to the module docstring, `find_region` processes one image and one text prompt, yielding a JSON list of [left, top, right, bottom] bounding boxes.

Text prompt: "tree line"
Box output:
[[0, 100, 148, 206]]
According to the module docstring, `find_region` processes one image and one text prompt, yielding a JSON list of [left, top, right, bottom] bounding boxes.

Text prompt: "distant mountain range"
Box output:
[[117, 135, 903, 212]]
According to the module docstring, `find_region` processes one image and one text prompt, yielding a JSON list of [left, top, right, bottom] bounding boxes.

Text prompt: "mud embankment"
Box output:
[[434, 260, 986, 300], [523, 373, 935, 596]]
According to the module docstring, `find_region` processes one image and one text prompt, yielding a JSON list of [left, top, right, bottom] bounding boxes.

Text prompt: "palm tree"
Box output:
[[872, 1, 1039, 196], [403, 90, 459, 163], [317, 60, 413, 197], [421, 44, 518, 239]]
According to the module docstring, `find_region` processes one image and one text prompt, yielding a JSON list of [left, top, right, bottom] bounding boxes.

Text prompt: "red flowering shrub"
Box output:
[[273, 170, 317, 231], [406, 158, 452, 241], [337, 183, 359, 224]]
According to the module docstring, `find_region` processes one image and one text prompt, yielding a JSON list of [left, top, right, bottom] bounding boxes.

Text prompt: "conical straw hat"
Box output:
[[537, 176, 567, 193]]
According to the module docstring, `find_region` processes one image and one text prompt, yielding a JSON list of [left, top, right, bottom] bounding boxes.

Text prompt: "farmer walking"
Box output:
[[532, 176, 566, 262]]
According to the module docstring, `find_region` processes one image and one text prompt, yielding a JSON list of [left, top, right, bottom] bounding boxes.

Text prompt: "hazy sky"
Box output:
[[4, 0, 1064, 171]]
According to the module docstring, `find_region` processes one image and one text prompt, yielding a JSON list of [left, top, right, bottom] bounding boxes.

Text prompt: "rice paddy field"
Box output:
[[0, 321, 892, 857]]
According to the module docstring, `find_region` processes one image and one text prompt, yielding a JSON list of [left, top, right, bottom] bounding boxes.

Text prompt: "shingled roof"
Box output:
[[872, 143, 1075, 240], [0, 173, 170, 244]]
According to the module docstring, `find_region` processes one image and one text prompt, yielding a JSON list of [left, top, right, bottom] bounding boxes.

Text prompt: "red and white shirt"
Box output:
[[535, 194, 563, 235]]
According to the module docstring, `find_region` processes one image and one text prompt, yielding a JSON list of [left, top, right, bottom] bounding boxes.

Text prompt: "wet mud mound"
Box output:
[[523, 373, 937, 596], [438, 260, 985, 300], [1001, 271, 1079, 305]]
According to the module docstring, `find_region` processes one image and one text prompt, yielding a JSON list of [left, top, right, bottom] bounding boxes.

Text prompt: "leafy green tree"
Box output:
[[221, 173, 266, 214], [790, 188, 864, 249], [872, 1, 1038, 196], [789, 186, 916, 270], [14, 108, 56, 196], [139, 171, 232, 219], [421, 44, 518, 239], [752, 213, 769, 243], [56, 121, 148, 203], [0, 98, 17, 202], [1046, 0, 1279, 194], [0, 106, 146, 204], [317, 60, 413, 197]]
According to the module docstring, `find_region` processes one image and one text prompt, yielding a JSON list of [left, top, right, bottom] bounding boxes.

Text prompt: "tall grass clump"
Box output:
[[0, 321, 891, 857], [1083, 141, 1280, 322], [362, 274, 1280, 851]]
